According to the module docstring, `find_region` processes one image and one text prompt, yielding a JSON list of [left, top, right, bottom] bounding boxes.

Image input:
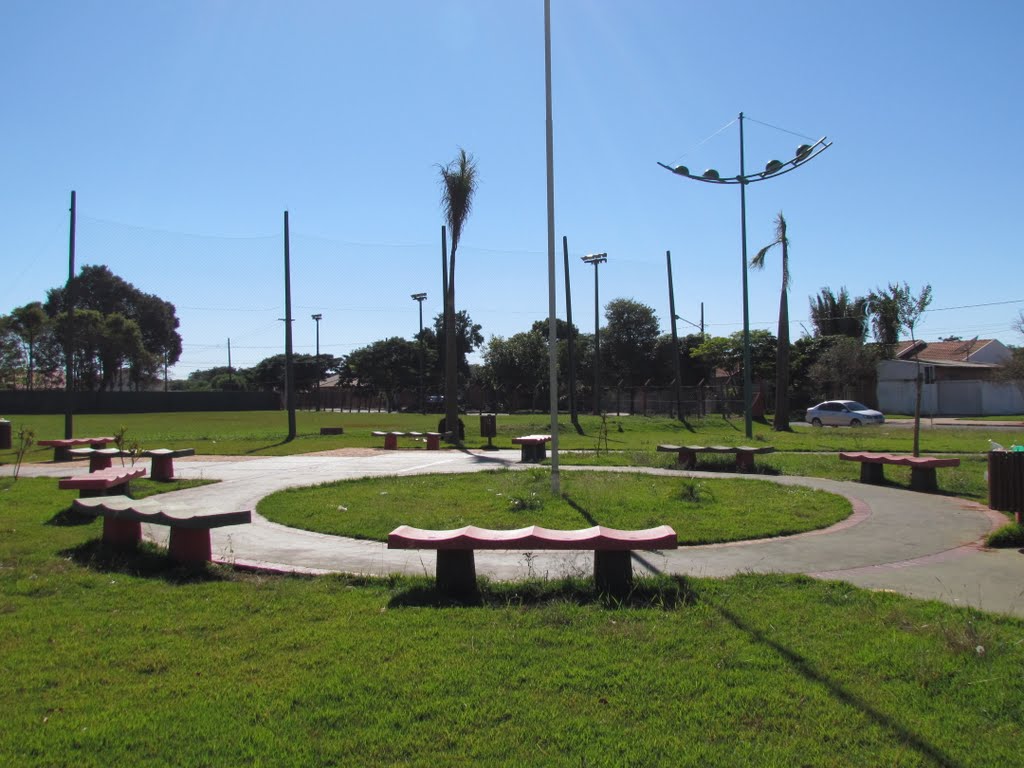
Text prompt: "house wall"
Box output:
[[877, 377, 1024, 416]]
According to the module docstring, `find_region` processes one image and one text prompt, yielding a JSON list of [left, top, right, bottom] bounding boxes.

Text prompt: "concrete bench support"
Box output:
[[142, 448, 196, 481]]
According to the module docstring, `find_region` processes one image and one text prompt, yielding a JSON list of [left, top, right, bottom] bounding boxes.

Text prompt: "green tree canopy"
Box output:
[[602, 298, 660, 388]]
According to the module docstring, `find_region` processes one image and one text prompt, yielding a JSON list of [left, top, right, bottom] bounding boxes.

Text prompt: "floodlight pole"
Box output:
[[283, 211, 296, 441], [64, 190, 76, 439], [311, 313, 323, 411], [411, 293, 427, 413], [582, 252, 607, 414], [544, 0, 559, 493]]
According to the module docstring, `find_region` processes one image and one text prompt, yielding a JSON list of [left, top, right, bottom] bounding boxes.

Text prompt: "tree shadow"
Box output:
[[46, 506, 95, 527], [562, 494, 599, 527], [243, 439, 294, 455], [387, 573, 698, 610], [710, 599, 965, 768]]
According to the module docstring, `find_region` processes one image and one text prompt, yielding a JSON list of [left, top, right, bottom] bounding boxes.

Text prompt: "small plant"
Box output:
[[113, 424, 129, 465], [678, 478, 712, 503], [12, 425, 35, 481], [508, 492, 544, 511]]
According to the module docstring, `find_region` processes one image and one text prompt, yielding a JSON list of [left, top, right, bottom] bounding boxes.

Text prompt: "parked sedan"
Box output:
[[805, 400, 885, 427]]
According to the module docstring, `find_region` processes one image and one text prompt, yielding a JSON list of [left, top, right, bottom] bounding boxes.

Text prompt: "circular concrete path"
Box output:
[[14, 450, 1024, 617]]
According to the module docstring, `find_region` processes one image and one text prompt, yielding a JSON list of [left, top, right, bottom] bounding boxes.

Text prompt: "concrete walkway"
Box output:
[[13, 449, 1024, 617]]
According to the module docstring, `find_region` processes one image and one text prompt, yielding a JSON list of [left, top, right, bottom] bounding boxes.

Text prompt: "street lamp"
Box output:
[[411, 293, 427, 413], [581, 252, 608, 414], [311, 314, 323, 411], [658, 112, 830, 438]]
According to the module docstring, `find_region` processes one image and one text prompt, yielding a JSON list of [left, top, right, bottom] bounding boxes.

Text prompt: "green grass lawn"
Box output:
[[2, 478, 1023, 766], [3, 411, 1020, 463], [257, 468, 850, 545]]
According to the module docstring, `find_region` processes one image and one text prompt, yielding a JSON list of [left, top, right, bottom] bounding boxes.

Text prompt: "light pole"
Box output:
[[658, 112, 830, 438], [311, 314, 323, 411], [411, 293, 426, 413], [581, 252, 607, 414]]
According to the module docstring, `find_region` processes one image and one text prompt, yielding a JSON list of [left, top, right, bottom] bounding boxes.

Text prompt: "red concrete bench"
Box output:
[[388, 524, 678, 594], [58, 465, 147, 497], [372, 431, 442, 450], [73, 495, 251, 563], [141, 448, 196, 481], [657, 444, 775, 472], [511, 434, 552, 463], [68, 447, 127, 472], [38, 436, 116, 462], [839, 451, 961, 492]]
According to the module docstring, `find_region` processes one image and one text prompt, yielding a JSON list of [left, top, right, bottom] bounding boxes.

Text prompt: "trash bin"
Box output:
[[0, 419, 10, 450], [479, 414, 497, 439], [988, 450, 1024, 522]]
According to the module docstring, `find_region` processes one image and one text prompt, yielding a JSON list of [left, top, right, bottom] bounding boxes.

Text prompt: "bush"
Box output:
[[986, 522, 1024, 548]]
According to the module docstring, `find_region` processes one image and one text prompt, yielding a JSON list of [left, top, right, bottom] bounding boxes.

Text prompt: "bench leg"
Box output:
[[436, 550, 476, 595], [910, 467, 938, 493], [103, 517, 141, 548], [383, 434, 398, 450], [425, 434, 440, 450], [53, 447, 71, 462], [594, 550, 633, 595], [520, 444, 546, 463], [169, 528, 212, 563], [677, 450, 696, 469], [735, 453, 755, 473], [860, 463, 885, 484], [151, 455, 175, 481], [89, 455, 113, 472]]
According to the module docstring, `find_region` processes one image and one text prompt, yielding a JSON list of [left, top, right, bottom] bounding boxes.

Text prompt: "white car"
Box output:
[[805, 400, 885, 427]]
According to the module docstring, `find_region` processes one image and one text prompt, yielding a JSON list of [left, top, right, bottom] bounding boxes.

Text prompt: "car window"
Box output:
[[845, 402, 869, 411]]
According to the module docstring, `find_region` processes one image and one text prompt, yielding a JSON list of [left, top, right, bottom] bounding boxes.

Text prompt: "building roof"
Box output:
[[894, 338, 999, 363]]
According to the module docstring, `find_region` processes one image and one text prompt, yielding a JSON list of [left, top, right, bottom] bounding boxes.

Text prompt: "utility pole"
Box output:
[[666, 251, 684, 422], [581, 252, 607, 414], [64, 190, 76, 439], [283, 211, 296, 440], [228, 338, 233, 383], [563, 236, 582, 434]]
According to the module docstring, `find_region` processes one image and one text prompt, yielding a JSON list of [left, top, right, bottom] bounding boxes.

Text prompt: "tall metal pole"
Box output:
[[312, 314, 322, 411], [563, 236, 581, 433], [64, 190, 76, 438], [738, 112, 753, 439], [666, 251, 684, 421], [544, 0, 559, 492], [284, 211, 296, 440], [411, 294, 426, 413], [582, 253, 607, 414]]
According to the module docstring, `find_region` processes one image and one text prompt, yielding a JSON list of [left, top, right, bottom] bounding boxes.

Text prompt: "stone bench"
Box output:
[[372, 431, 442, 450], [38, 436, 116, 462], [68, 447, 128, 473], [58, 466, 147, 497], [839, 451, 961, 492], [657, 444, 776, 472], [511, 434, 552, 463], [141, 448, 196, 481], [388, 524, 678, 595], [73, 495, 251, 563]]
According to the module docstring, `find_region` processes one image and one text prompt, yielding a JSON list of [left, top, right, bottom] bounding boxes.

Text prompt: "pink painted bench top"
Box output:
[[39, 437, 116, 448], [839, 452, 960, 468], [657, 444, 775, 455], [73, 495, 251, 530], [388, 524, 678, 551], [59, 465, 147, 491]]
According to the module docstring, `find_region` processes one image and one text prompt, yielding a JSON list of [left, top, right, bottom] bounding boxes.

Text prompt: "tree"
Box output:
[[483, 331, 548, 411], [602, 298, 660, 392], [807, 337, 879, 402], [248, 353, 339, 395], [868, 282, 933, 455], [439, 148, 478, 441], [751, 212, 793, 430], [44, 265, 182, 390], [0, 316, 24, 389], [431, 310, 483, 383], [809, 287, 868, 339], [341, 338, 419, 411], [8, 302, 50, 389]]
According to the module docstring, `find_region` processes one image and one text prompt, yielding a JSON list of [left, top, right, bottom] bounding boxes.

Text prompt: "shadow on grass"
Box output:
[[711, 596, 964, 768], [61, 539, 231, 584], [46, 506, 95, 527], [562, 494, 599, 527], [387, 574, 698, 610]]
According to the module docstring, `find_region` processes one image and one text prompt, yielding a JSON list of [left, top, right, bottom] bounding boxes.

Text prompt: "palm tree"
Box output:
[[439, 149, 478, 442], [751, 212, 792, 431], [809, 286, 868, 339]]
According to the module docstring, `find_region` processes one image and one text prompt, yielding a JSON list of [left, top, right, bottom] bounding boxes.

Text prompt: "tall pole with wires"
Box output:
[[658, 114, 831, 438]]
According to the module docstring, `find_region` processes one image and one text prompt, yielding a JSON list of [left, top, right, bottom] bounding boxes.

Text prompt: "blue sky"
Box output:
[[4, 1, 1023, 377]]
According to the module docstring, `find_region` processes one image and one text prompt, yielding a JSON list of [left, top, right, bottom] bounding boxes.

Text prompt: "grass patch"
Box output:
[[1, 479, 1024, 765], [3, 411, 1020, 463], [257, 468, 851, 545], [986, 522, 1024, 548]]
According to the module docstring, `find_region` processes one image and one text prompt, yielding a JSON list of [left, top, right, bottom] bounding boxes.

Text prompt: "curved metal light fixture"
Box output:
[[657, 136, 831, 185]]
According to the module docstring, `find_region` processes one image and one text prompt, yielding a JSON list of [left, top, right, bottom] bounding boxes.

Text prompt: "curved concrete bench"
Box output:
[[74, 495, 251, 563], [39, 437, 116, 462], [372, 431, 442, 450], [511, 434, 552, 463], [657, 444, 775, 472], [840, 452, 961, 492], [58, 466, 147, 497], [141, 448, 196, 481], [388, 524, 678, 594]]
